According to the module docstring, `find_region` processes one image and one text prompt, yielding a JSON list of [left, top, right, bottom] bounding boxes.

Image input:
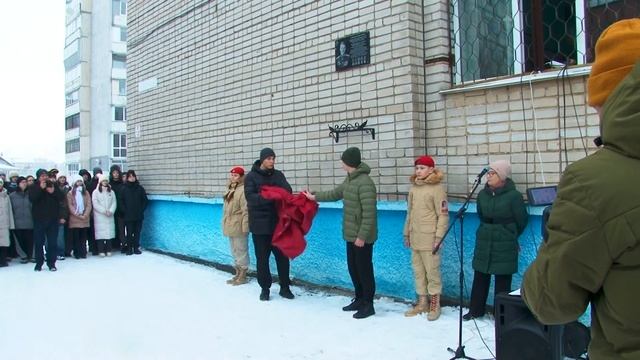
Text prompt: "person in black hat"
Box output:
[[244, 147, 294, 301], [303, 147, 378, 319], [28, 169, 65, 271]]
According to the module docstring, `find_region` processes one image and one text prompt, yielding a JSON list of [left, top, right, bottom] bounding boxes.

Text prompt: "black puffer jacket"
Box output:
[[28, 183, 64, 222], [244, 160, 292, 235], [118, 180, 148, 222]]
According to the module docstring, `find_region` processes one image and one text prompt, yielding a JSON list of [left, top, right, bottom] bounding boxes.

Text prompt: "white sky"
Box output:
[[0, 1, 65, 163]]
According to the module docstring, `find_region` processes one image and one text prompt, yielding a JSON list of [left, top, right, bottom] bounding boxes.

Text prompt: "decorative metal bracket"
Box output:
[[328, 120, 375, 143]]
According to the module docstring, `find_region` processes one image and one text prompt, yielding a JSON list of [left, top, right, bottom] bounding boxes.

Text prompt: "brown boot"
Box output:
[[404, 295, 428, 317], [232, 267, 248, 285], [427, 294, 441, 321], [226, 266, 239, 284]]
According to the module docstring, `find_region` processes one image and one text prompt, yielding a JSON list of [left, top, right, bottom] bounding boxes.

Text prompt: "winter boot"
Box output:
[[342, 298, 363, 312], [226, 266, 239, 284], [353, 301, 375, 319], [404, 295, 428, 317], [232, 268, 248, 285], [279, 286, 295, 299], [427, 294, 441, 321]]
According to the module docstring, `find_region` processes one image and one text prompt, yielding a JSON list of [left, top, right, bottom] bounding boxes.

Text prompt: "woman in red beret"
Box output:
[[222, 166, 250, 285]]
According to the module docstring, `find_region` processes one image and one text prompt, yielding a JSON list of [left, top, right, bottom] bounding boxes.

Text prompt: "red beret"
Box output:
[[230, 166, 245, 176], [414, 156, 435, 167]]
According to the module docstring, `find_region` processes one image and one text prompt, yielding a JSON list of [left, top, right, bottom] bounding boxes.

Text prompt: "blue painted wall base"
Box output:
[[141, 195, 547, 305]]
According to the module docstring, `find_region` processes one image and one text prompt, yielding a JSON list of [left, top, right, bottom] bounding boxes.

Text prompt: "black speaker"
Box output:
[[495, 293, 564, 360]]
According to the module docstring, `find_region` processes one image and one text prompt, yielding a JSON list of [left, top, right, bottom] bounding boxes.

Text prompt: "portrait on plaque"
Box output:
[[335, 32, 370, 71]]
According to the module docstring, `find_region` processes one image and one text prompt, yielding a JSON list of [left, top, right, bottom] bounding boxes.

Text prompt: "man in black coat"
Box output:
[[29, 169, 65, 271], [244, 147, 294, 301]]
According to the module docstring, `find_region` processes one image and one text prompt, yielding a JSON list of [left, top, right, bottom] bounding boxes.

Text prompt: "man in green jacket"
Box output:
[[303, 147, 378, 319], [522, 19, 640, 360]]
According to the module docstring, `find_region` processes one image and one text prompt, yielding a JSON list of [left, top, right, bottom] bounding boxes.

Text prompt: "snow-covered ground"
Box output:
[[1, 252, 496, 360]]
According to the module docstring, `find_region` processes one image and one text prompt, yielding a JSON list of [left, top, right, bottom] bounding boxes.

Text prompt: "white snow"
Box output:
[[1, 252, 496, 360]]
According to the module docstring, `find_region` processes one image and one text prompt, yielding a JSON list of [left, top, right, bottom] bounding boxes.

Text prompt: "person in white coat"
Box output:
[[92, 174, 117, 257], [0, 179, 15, 267]]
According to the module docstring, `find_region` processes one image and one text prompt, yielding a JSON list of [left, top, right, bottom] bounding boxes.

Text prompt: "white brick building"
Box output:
[[126, 0, 636, 199]]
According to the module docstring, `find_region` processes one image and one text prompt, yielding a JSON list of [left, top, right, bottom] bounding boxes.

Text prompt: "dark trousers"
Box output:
[[96, 239, 113, 254], [34, 219, 58, 268], [13, 229, 34, 260], [346, 241, 376, 303], [0, 246, 7, 266], [112, 216, 125, 249], [8, 230, 18, 258], [125, 221, 142, 250], [87, 217, 96, 254], [71, 228, 88, 258], [252, 234, 290, 290], [468, 270, 513, 316]]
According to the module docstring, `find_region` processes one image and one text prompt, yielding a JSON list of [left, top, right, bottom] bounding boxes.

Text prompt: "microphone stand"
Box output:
[[433, 175, 483, 360]]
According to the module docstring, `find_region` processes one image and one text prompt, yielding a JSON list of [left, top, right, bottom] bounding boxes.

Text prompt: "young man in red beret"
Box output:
[[403, 155, 449, 321]]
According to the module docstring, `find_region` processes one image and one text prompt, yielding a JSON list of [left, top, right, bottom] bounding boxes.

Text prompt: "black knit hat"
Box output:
[[260, 147, 276, 162], [93, 167, 103, 176], [110, 164, 121, 173], [35, 168, 48, 178], [17, 176, 27, 184], [341, 147, 361, 168], [79, 169, 91, 178]]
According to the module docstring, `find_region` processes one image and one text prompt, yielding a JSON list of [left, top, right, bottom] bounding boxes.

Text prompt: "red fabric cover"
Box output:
[[260, 185, 319, 259]]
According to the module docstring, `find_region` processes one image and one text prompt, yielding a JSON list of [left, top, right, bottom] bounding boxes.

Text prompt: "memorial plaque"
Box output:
[[335, 31, 370, 71]]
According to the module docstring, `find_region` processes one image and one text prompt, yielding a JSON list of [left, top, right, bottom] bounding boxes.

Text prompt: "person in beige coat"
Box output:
[[403, 156, 449, 321], [67, 178, 92, 259], [222, 166, 250, 285]]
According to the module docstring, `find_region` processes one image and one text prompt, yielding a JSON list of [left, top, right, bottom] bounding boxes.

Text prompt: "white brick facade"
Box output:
[[128, 0, 598, 199]]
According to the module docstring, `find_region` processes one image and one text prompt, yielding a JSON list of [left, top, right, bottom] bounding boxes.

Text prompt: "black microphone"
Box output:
[[476, 167, 490, 179]]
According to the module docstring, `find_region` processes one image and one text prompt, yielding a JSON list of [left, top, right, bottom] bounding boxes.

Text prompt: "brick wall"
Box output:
[[128, 0, 427, 198], [127, 0, 599, 200]]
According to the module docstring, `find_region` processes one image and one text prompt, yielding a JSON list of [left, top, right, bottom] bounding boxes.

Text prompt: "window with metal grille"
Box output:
[[450, 0, 639, 84], [67, 163, 79, 173], [65, 113, 80, 130], [66, 138, 80, 154], [113, 133, 126, 158]]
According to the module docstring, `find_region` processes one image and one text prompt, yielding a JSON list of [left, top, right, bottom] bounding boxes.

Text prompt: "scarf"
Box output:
[[75, 188, 85, 215]]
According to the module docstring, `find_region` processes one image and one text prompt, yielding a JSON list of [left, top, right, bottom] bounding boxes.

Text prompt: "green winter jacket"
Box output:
[[522, 62, 640, 360], [314, 162, 377, 243], [473, 178, 528, 275]]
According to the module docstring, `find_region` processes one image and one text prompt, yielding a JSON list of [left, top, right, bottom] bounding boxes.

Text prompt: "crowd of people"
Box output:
[[0, 165, 147, 271], [218, 145, 524, 322]]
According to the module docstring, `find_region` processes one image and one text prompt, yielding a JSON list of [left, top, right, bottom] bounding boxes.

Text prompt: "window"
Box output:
[[113, 133, 127, 158], [114, 106, 126, 121], [112, 54, 126, 69], [112, 0, 127, 17], [66, 138, 80, 153], [112, 79, 126, 95], [120, 27, 127, 42], [65, 113, 80, 130], [67, 163, 79, 173], [450, 0, 639, 84], [65, 90, 79, 107]]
